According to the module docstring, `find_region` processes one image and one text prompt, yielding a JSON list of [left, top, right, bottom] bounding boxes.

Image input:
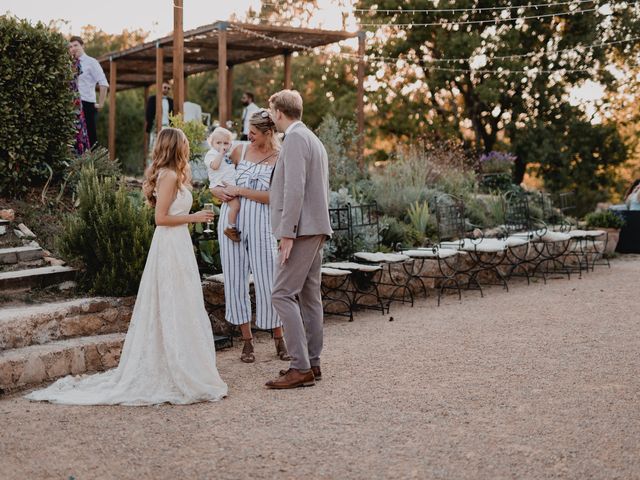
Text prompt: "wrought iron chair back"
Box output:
[[434, 194, 466, 244], [349, 202, 380, 252], [325, 205, 354, 262], [503, 190, 533, 235]]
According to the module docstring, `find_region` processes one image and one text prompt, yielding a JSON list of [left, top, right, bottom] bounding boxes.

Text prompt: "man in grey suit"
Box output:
[[265, 90, 332, 389]]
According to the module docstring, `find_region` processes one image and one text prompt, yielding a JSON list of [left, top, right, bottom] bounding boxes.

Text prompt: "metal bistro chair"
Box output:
[[320, 206, 356, 321], [322, 204, 389, 315], [504, 191, 573, 281], [548, 191, 608, 272], [436, 194, 510, 296], [349, 202, 415, 309]]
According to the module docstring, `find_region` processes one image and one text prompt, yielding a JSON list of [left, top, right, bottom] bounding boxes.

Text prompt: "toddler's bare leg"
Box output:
[[227, 198, 241, 225]]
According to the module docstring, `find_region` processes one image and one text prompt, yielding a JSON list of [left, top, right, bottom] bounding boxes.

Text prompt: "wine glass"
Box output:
[[203, 203, 215, 234]]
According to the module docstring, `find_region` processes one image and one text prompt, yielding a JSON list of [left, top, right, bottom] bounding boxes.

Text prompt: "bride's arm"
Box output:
[[155, 170, 214, 226]]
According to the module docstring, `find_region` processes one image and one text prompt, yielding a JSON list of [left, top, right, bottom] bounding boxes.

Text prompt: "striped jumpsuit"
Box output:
[[218, 146, 280, 330]]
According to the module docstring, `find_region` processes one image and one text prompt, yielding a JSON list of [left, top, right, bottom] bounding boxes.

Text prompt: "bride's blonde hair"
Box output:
[[143, 128, 192, 206]]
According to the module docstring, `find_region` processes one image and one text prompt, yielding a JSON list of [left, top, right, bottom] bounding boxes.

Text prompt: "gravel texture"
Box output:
[[1, 256, 639, 480]]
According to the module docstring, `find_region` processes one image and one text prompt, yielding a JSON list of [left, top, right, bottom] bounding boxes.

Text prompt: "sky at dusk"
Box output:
[[0, 0, 354, 36]]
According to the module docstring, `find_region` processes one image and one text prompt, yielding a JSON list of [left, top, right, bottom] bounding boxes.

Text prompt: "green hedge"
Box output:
[[0, 16, 75, 195]]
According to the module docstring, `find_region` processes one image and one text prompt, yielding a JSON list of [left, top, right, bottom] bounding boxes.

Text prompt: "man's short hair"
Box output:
[[69, 36, 84, 45], [269, 90, 303, 120], [243, 91, 255, 102]]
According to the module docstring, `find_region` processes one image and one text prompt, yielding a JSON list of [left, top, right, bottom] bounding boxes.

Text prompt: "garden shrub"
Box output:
[[317, 114, 361, 190], [55, 147, 121, 201], [0, 16, 75, 195], [58, 165, 154, 296], [379, 215, 423, 249], [585, 210, 625, 229], [371, 141, 474, 217], [169, 114, 207, 161]]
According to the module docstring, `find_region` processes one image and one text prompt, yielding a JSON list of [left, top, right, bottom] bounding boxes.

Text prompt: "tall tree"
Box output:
[[355, 0, 640, 211]]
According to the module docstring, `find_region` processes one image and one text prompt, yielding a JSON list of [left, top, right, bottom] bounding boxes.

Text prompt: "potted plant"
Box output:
[[584, 210, 626, 255]]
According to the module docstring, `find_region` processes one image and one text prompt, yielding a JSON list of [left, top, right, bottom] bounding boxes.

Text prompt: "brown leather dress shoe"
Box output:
[[266, 368, 315, 389], [279, 366, 322, 381]]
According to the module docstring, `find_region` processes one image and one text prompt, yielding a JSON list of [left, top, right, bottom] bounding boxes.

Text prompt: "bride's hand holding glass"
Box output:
[[192, 208, 215, 224]]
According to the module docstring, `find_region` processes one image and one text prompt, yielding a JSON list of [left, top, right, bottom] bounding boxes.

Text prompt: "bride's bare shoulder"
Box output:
[[157, 168, 178, 182]]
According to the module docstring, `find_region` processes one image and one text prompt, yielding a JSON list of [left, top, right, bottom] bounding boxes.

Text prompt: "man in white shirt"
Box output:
[[239, 91, 259, 141], [69, 36, 109, 148]]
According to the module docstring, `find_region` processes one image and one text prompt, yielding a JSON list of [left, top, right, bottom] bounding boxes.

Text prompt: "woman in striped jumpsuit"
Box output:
[[211, 110, 290, 363]]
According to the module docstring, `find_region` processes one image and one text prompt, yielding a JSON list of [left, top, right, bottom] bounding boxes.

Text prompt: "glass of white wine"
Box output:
[[203, 203, 215, 234]]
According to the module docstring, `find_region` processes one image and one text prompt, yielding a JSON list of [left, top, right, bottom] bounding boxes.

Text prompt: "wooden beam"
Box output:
[[108, 60, 117, 161], [357, 31, 365, 170], [143, 85, 150, 170], [218, 22, 228, 126], [284, 52, 292, 89], [173, 0, 184, 115], [155, 46, 164, 133], [227, 65, 234, 125]]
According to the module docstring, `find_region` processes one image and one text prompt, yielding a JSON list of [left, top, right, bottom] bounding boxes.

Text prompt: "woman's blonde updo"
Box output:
[[250, 110, 280, 152], [142, 127, 192, 206]]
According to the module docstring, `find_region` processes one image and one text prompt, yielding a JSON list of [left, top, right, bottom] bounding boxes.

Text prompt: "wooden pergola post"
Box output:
[[173, 0, 184, 115], [356, 31, 366, 170], [155, 45, 164, 133], [217, 22, 228, 126], [108, 59, 117, 161], [284, 52, 292, 89], [143, 85, 150, 167], [227, 65, 234, 124]]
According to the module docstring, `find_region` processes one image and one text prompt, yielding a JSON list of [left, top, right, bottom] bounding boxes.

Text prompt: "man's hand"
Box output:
[[278, 237, 294, 266]]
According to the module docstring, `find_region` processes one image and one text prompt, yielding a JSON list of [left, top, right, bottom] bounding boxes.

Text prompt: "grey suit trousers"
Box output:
[[271, 235, 325, 371]]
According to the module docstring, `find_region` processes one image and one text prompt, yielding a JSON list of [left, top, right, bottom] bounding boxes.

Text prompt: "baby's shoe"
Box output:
[[224, 226, 241, 242]]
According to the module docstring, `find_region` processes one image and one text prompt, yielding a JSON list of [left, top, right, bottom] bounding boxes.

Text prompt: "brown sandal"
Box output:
[[240, 338, 255, 363], [274, 337, 291, 361]]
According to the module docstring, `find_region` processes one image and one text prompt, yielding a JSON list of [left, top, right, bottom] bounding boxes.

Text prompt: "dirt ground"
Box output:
[[1, 256, 639, 480]]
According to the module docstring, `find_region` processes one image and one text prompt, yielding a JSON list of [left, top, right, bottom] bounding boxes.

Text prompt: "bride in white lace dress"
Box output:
[[26, 128, 228, 406]]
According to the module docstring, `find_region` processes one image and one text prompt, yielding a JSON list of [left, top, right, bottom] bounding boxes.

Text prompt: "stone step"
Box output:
[[0, 297, 133, 350], [0, 265, 76, 291], [0, 219, 9, 226], [0, 246, 44, 265], [0, 332, 125, 394], [0, 332, 233, 394]]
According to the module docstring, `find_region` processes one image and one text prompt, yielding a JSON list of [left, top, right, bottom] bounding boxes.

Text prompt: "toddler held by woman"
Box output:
[[204, 127, 241, 241]]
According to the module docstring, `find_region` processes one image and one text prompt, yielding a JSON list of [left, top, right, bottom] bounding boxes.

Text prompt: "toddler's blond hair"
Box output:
[[207, 126, 233, 147]]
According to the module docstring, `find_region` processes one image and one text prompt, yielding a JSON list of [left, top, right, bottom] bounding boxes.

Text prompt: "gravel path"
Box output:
[[2, 256, 639, 480]]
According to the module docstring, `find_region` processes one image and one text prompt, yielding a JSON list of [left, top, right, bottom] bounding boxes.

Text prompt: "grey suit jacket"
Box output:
[[270, 122, 333, 240]]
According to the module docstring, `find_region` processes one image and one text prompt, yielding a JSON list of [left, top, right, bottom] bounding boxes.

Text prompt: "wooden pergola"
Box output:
[[97, 16, 365, 165]]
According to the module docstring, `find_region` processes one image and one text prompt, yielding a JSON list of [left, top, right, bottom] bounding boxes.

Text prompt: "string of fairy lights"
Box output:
[[230, 22, 640, 76]]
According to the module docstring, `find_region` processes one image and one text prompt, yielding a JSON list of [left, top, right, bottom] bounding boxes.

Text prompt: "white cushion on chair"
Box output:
[[532, 231, 572, 242], [403, 248, 458, 259], [321, 267, 351, 276], [323, 261, 383, 272], [505, 236, 529, 247], [458, 238, 507, 253], [353, 251, 409, 263]]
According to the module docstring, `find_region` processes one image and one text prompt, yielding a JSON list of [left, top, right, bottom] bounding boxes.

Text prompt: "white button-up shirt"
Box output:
[[78, 53, 109, 103], [241, 102, 260, 135]]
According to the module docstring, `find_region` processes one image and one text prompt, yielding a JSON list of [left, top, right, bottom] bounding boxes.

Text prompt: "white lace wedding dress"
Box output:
[[26, 186, 228, 405]]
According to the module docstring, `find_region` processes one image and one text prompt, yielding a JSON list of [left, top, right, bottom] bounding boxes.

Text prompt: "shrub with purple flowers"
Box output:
[[478, 151, 517, 174]]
